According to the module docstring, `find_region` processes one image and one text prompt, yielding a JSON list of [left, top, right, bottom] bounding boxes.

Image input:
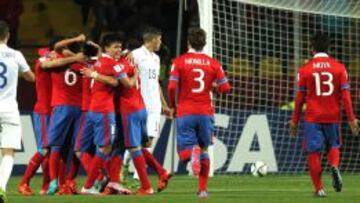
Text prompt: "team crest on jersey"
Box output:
[[113, 64, 124, 72]]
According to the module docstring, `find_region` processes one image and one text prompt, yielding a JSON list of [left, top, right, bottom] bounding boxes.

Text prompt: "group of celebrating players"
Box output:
[[12, 24, 230, 199]]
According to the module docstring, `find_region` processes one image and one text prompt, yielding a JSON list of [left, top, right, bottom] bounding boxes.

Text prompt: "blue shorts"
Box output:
[[74, 112, 94, 152], [121, 109, 148, 148], [32, 112, 50, 151], [47, 106, 82, 146], [176, 115, 214, 152], [87, 112, 116, 147], [303, 122, 341, 152]]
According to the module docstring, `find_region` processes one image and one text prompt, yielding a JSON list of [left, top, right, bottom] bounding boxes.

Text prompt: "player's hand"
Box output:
[[289, 120, 298, 137], [349, 118, 359, 136], [162, 106, 174, 119], [126, 52, 135, 64], [75, 53, 88, 62], [80, 68, 94, 78], [76, 34, 86, 42]]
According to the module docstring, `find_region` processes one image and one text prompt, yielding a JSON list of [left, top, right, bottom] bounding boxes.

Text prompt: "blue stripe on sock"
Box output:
[[130, 150, 142, 158], [200, 152, 209, 160]]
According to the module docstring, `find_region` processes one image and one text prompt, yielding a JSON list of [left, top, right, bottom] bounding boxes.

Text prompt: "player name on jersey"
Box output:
[[313, 62, 330, 68], [184, 58, 210, 66]]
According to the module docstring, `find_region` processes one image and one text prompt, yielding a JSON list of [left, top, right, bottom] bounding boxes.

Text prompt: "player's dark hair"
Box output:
[[48, 36, 64, 51], [82, 42, 98, 57], [311, 32, 330, 53], [0, 20, 9, 41], [142, 26, 162, 43], [101, 33, 124, 49], [187, 27, 206, 51]]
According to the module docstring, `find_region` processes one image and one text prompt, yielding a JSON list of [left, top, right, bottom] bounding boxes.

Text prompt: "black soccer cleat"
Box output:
[[331, 166, 343, 192]]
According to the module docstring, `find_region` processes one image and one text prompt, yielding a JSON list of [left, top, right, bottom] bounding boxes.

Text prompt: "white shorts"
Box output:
[[0, 112, 22, 150], [146, 110, 161, 138]]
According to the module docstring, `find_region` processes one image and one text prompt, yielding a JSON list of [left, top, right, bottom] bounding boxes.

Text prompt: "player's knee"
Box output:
[[1, 148, 15, 156], [39, 148, 49, 156], [75, 151, 81, 159], [99, 146, 112, 155]]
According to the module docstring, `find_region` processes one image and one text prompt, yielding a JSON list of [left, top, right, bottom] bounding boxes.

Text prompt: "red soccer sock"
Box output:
[[327, 148, 340, 168], [199, 153, 210, 192], [84, 154, 107, 189], [21, 152, 44, 185], [80, 152, 93, 175], [67, 155, 80, 181], [49, 150, 61, 181], [41, 155, 50, 190], [131, 150, 151, 190], [178, 148, 192, 162], [58, 158, 66, 186], [108, 155, 122, 182], [142, 148, 166, 176], [308, 152, 323, 191]]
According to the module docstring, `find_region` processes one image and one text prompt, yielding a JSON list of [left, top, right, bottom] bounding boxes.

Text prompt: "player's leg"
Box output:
[[324, 124, 342, 192], [303, 122, 326, 197], [47, 106, 76, 195], [19, 113, 49, 196], [0, 112, 22, 202], [81, 112, 114, 194], [196, 115, 214, 199], [123, 110, 153, 195]]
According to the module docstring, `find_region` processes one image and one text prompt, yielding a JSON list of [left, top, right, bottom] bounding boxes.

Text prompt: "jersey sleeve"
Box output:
[[291, 67, 307, 123], [296, 68, 307, 93], [16, 51, 30, 73], [113, 62, 128, 79], [340, 65, 350, 90], [167, 59, 181, 108], [70, 63, 85, 72], [214, 61, 231, 92]]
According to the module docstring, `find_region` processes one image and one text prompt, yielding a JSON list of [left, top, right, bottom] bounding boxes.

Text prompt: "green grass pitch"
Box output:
[[7, 174, 360, 203]]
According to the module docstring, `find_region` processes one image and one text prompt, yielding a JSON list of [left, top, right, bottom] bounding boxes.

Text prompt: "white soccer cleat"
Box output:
[[81, 186, 100, 195]]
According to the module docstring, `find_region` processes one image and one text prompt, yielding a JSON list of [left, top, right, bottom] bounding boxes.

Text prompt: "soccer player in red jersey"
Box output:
[[40, 34, 87, 195], [289, 33, 359, 197], [17, 37, 64, 196], [168, 28, 231, 199], [79, 33, 127, 195]]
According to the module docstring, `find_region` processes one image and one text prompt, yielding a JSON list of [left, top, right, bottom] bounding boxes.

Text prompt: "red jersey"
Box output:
[[71, 60, 97, 111], [33, 48, 52, 114], [292, 53, 355, 123], [50, 54, 82, 107], [115, 57, 145, 114], [89, 55, 121, 113], [168, 51, 231, 117]]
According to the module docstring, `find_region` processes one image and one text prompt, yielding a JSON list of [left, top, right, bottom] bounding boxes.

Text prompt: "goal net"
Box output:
[[197, 0, 360, 174]]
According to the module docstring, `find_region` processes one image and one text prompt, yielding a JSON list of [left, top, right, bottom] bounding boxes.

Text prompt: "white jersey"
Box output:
[[132, 45, 161, 111], [0, 44, 30, 113]]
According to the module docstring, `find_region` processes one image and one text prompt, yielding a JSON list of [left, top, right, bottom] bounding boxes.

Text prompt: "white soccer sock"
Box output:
[[0, 155, 14, 191], [123, 150, 132, 166]]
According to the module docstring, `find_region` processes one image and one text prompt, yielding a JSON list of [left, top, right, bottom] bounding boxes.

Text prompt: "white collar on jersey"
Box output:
[[0, 43, 7, 48], [188, 48, 204, 53], [313, 52, 329, 58]]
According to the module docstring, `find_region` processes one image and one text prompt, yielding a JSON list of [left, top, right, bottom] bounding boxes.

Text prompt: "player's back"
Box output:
[[50, 53, 82, 107], [301, 54, 348, 123], [0, 44, 29, 112], [173, 52, 221, 116]]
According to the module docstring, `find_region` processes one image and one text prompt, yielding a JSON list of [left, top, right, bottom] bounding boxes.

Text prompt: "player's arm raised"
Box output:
[[41, 52, 86, 69], [54, 34, 86, 53]]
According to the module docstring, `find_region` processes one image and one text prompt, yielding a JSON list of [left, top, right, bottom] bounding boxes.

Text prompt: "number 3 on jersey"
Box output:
[[312, 72, 334, 96], [0, 62, 7, 89], [192, 68, 204, 93]]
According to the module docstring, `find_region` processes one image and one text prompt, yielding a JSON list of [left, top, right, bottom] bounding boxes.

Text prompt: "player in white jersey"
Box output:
[[122, 27, 172, 189], [0, 21, 35, 202]]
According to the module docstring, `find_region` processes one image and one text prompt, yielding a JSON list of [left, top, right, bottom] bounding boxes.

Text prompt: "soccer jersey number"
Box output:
[[192, 68, 205, 93], [312, 72, 334, 96], [0, 62, 7, 89], [65, 69, 77, 86]]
